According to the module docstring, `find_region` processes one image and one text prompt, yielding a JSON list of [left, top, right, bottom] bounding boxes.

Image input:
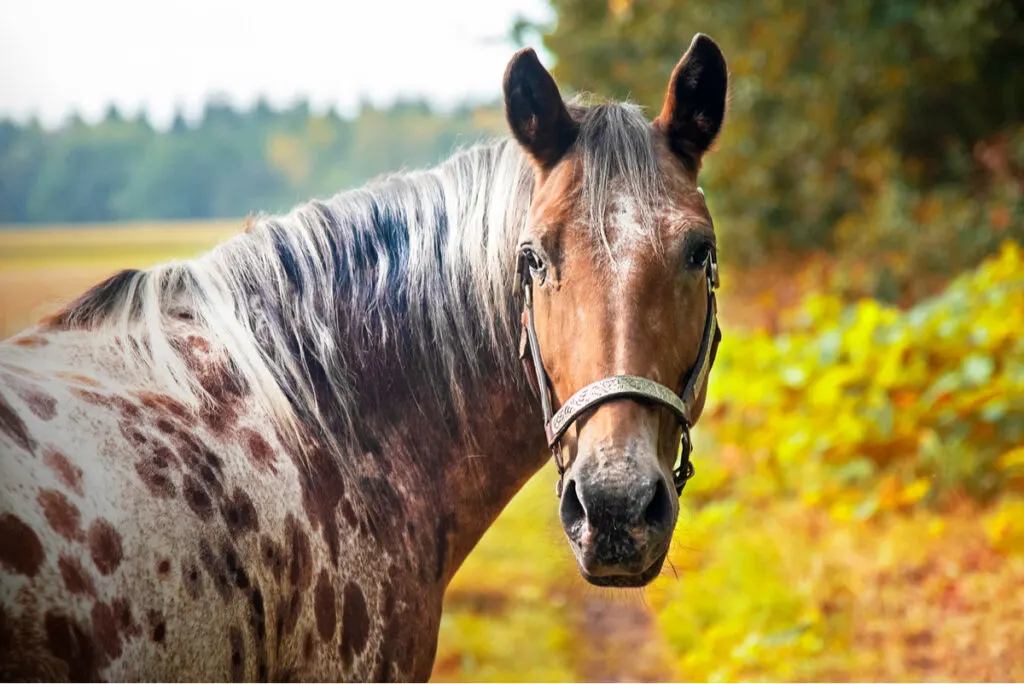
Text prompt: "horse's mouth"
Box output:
[[576, 549, 668, 588]]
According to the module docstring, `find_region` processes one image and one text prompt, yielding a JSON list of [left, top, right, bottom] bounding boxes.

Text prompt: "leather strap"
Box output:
[[517, 250, 721, 497], [545, 284, 718, 447]]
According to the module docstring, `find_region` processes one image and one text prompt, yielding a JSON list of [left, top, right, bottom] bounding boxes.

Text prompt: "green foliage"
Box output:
[[538, 0, 1024, 294], [704, 239, 1024, 516], [0, 99, 507, 225]]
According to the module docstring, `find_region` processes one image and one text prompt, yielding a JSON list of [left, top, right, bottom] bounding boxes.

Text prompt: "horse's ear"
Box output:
[[654, 33, 728, 169], [503, 48, 578, 170]]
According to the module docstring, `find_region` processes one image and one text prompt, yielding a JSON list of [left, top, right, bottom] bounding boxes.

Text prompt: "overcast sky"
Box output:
[[0, 0, 554, 129]]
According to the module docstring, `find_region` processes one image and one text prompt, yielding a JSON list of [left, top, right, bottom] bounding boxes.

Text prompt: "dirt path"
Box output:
[[572, 592, 675, 682]]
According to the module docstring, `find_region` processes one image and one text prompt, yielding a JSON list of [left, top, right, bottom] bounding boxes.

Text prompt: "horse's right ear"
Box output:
[[654, 34, 729, 169], [503, 48, 578, 170]]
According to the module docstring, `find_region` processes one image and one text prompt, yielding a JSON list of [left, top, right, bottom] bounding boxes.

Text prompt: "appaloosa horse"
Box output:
[[0, 34, 728, 682]]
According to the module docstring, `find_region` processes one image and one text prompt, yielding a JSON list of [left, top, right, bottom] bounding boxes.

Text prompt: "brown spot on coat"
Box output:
[[260, 536, 285, 582], [303, 631, 314, 661], [340, 582, 370, 667], [135, 455, 177, 499], [199, 540, 229, 601], [121, 423, 149, 446], [197, 363, 246, 434], [135, 391, 191, 420], [147, 610, 166, 644], [182, 559, 203, 600], [294, 447, 347, 565], [112, 597, 141, 640], [314, 570, 337, 642], [55, 372, 102, 387], [16, 383, 57, 421], [248, 587, 268, 680], [38, 489, 84, 542], [229, 626, 245, 681], [91, 601, 122, 659], [44, 448, 84, 496], [0, 392, 35, 452], [111, 396, 141, 420], [287, 516, 313, 592], [0, 513, 45, 576], [198, 463, 224, 498], [59, 555, 97, 596], [87, 519, 123, 576], [12, 334, 48, 347], [44, 611, 98, 681], [243, 429, 278, 472], [183, 475, 214, 520], [157, 558, 171, 575], [70, 388, 107, 406], [221, 488, 259, 537], [187, 335, 211, 353], [199, 539, 246, 602]]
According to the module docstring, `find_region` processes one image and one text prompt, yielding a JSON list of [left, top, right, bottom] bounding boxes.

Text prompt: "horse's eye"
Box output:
[[688, 241, 713, 269], [524, 248, 545, 275]]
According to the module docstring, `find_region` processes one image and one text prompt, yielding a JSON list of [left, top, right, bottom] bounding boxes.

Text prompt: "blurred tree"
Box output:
[[170, 106, 189, 134], [0, 97, 506, 225], [0, 121, 44, 222]]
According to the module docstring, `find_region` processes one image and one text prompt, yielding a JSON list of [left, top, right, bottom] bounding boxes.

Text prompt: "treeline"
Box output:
[[0, 98, 509, 224]]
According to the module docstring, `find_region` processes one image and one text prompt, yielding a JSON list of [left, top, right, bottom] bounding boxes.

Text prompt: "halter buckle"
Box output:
[[673, 426, 696, 496], [553, 441, 565, 498]]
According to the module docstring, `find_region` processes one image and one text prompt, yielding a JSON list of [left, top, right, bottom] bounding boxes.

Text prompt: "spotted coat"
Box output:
[[0, 323, 545, 681]]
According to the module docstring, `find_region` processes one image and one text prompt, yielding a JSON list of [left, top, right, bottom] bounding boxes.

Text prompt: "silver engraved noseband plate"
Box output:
[[545, 375, 691, 445]]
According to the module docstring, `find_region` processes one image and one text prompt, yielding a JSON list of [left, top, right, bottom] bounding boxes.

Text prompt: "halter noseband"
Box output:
[[516, 243, 721, 499]]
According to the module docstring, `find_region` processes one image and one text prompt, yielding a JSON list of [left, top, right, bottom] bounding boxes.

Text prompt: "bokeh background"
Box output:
[[2, 0, 1023, 680]]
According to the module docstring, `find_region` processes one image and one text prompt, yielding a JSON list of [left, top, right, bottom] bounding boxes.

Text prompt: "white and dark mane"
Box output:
[[52, 100, 665, 462]]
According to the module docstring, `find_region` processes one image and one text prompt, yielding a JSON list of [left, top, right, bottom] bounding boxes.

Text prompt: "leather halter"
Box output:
[[516, 245, 722, 498]]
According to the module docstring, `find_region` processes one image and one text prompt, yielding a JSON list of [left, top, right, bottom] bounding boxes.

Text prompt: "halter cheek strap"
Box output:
[[517, 251, 721, 498]]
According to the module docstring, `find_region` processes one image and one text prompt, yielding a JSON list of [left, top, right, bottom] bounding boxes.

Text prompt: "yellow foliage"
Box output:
[[705, 240, 1024, 514]]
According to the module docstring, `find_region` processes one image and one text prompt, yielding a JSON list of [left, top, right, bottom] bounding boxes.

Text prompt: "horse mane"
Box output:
[[48, 99, 666, 463]]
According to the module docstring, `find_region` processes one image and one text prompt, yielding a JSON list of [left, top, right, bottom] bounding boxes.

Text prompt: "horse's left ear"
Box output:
[[653, 33, 729, 168], [503, 48, 579, 170]]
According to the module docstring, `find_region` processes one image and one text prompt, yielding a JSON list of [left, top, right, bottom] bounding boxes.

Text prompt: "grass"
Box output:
[[0, 220, 241, 339]]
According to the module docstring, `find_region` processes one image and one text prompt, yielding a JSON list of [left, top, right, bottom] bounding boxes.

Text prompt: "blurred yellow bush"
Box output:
[[705, 239, 1024, 515], [435, 241, 1024, 682], [649, 240, 1024, 681]]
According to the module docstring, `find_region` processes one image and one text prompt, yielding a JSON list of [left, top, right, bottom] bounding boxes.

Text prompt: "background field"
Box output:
[[2, 221, 1022, 682]]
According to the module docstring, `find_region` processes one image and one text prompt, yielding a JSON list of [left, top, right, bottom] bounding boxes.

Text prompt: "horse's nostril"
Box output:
[[643, 477, 672, 529], [559, 479, 586, 531]]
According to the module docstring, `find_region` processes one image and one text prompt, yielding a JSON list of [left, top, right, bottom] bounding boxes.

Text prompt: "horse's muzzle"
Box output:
[[558, 465, 677, 587]]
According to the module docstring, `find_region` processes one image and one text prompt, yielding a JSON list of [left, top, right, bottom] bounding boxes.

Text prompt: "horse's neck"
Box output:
[[335, 266, 549, 581], [241, 151, 549, 585], [354, 357, 550, 585]]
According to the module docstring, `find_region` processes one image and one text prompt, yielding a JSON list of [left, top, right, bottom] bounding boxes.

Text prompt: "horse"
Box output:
[[0, 33, 728, 682]]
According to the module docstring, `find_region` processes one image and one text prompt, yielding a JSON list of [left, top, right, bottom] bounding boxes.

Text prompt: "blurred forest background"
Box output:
[[2, 0, 1024, 680]]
